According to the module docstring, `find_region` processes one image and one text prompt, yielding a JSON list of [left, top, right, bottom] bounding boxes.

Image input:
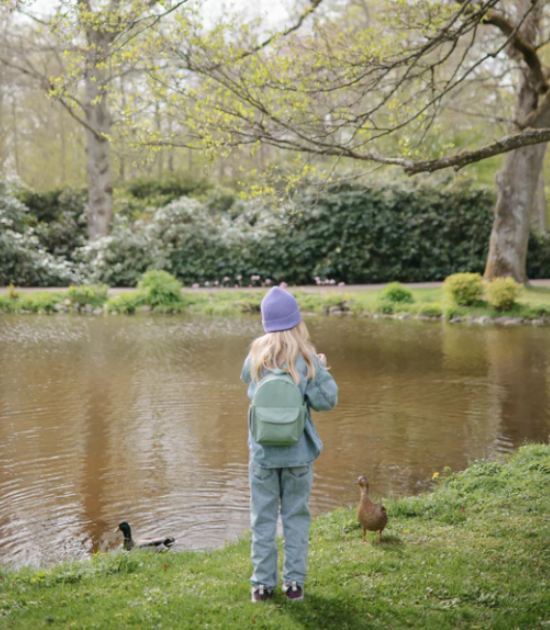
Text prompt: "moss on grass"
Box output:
[[1, 444, 549, 630]]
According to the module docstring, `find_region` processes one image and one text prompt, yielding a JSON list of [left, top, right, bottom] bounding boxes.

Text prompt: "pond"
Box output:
[[0, 314, 549, 568]]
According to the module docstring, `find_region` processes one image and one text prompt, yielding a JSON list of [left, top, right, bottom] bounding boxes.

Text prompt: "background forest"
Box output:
[[2, 0, 550, 286]]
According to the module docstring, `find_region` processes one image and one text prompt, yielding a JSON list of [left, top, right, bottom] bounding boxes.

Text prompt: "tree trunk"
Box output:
[[118, 75, 127, 181], [484, 0, 547, 282], [167, 116, 174, 171], [84, 62, 113, 240], [59, 106, 66, 184], [532, 163, 548, 235], [11, 95, 20, 175], [484, 142, 545, 282], [155, 102, 163, 177]]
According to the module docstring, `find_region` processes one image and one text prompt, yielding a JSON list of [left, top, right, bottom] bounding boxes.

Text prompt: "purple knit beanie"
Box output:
[[261, 286, 302, 333]]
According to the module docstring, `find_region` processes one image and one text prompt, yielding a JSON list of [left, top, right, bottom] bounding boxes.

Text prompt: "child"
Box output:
[[241, 286, 338, 602]]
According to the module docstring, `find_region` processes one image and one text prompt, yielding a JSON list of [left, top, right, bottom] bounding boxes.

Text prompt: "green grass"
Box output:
[[1, 444, 549, 629], [184, 284, 550, 321], [2, 284, 550, 321], [334, 285, 550, 320], [0, 290, 67, 314]]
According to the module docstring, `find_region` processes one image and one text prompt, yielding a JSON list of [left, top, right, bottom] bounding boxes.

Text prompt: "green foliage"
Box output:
[[0, 177, 81, 287], [262, 183, 498, 284], [375, 300, 395, 314], [7, 179, 550, 288], [484, 278, 522, 311], [416, 301, 443, 317], [521, 303, 550, 319], [17, 187, 88, 260], [77, 216, 156, 287], [380, 282, 414, 304], [105, 291, 145, 314], [122, 172, 212, 202], [443, 272, 484, 306], [84, 182, 503, 287], [146, 197, 254, 284], [137, 270, 184, 308], [67, 284, 108, 308], [0, 291, 66, 314], [526, 231, 550, 278]]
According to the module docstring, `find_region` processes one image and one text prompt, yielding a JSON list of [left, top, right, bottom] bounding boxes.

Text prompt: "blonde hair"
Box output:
[[250, 321, 316, 384]]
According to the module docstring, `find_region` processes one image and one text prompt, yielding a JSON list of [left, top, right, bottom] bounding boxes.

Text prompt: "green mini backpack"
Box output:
[[249, 369, 307, 446]]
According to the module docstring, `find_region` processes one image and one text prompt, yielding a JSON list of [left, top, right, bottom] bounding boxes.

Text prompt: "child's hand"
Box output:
[[317, 353, 327, 366]]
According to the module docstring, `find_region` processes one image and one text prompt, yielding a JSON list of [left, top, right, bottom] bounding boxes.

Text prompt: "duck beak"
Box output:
[[114, 525, 121, 533]]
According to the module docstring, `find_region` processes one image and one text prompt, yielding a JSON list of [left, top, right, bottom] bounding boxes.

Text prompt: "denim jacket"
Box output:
[[241, 352, 338, 468]]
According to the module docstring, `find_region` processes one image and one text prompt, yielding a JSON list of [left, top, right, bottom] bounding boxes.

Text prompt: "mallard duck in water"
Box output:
[[115, 522, 176, 552], [356, 475, 388, 543]]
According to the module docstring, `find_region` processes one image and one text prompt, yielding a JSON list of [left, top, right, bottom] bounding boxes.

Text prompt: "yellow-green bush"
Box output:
[[443, 273, 483, 306], [67, 284, 108, 308], [484, 278, 522, 311]]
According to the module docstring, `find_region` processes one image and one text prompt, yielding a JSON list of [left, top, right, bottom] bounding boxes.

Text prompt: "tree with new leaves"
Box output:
[[0, 0, 189, 238], [134, 0, 550, 282]]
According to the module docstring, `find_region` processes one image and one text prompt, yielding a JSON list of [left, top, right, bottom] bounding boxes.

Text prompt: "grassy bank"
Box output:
[[3, 283, 550, 324], [1, 444, 549, 629]]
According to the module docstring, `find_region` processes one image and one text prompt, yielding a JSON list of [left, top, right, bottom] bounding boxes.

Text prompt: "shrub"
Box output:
[[527, 232, 550, 279], [137, 270, 184, 308], [105, 291, 145, 314], [10, 177, 550, 288], [123, 173, 212, 202], [296, 183, 495, 284], [76, 216, 158, 287], [443, 273, 484, 306], [484, 278, 522, 311], [380, 282, 414, 304], [146, 197, 255, 284], [417, 302, 443, 317], [0, 177, 82, 286], [67, 285, 109, 308], [18, 187, 87, 260]]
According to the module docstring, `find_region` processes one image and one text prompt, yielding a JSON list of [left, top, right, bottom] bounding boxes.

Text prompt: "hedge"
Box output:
[[3, 177, 550, 287]]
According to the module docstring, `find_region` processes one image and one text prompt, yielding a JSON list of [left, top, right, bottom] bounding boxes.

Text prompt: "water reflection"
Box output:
[[0, 315, 548, 568]]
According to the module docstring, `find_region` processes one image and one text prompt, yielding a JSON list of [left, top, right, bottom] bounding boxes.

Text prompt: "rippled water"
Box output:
[[1, 314, 549, 568]]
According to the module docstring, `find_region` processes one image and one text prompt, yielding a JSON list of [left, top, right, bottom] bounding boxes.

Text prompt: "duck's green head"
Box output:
[[116, 522, 132, 538]]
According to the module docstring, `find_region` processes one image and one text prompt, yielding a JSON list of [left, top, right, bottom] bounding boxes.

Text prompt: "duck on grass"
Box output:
[[356, 475, 388, 544], [2, 444, 549, 630]]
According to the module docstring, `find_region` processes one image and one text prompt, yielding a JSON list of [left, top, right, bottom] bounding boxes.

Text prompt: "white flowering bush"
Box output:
[[0, 177, 82, 286], [147, 197, 255, 284], [77, 214, 163, 287]]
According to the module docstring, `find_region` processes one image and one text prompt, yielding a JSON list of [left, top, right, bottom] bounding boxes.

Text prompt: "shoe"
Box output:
[[283, 581, 304, 601], [251, 585, 272, 603]]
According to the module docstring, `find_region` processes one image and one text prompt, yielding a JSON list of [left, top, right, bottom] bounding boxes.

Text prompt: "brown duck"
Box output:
[[355, 475, 388, 543]]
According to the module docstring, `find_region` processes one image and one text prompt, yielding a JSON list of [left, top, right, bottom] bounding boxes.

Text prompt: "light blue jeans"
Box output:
[[249, 462, 314, 590]]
